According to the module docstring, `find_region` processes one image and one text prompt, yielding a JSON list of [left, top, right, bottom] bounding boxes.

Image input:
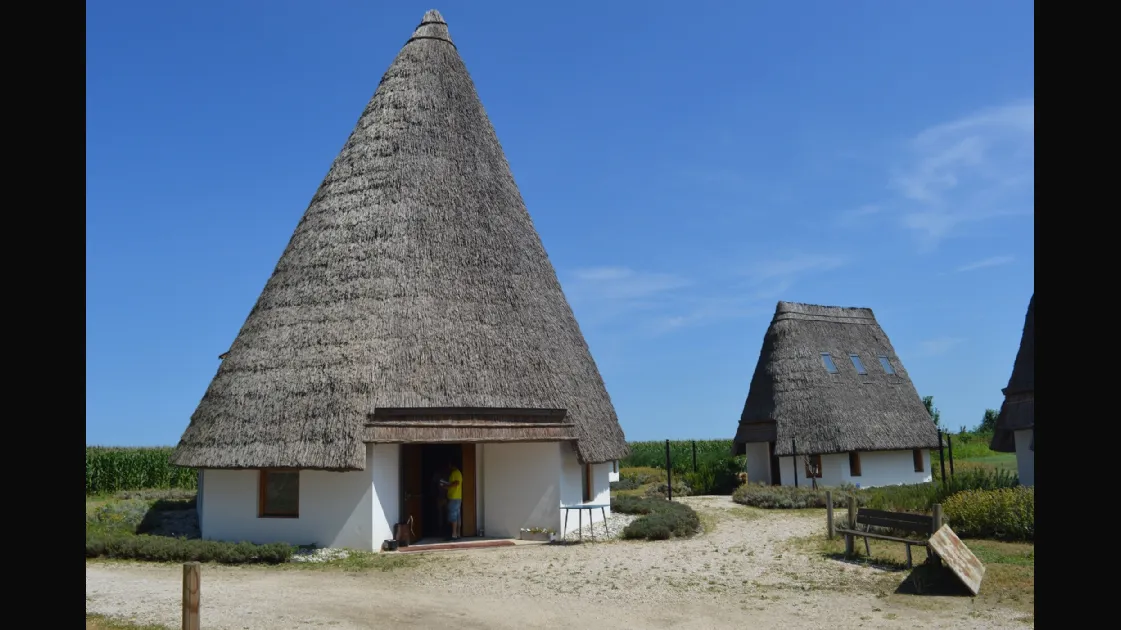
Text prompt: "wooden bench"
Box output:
[[834, 507, 939, 569]]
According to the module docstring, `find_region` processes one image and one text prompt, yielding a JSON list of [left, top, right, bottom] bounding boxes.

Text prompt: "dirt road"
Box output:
[[86, 496, 1030, 629]]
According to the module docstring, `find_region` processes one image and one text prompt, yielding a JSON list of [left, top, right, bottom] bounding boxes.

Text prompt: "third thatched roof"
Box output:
[[990, 293, 1034, 452], [733, 301, 940, 457], [170, 10, 628, 471]]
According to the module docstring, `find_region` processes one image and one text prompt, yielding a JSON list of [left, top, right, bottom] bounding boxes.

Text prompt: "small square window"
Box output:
[[259, 470, 299, 518], [848, 452, 862, 477], [849, 354, 867, 375], [913, 449, 924, 473], [821, 353, 838, 373], [878, 355, 895, 374], [804, 454, 822, 479]]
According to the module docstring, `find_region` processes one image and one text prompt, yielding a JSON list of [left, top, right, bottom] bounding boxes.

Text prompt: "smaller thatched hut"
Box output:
[[990, 294, 1033, 486], [732, 301, 941, 488]]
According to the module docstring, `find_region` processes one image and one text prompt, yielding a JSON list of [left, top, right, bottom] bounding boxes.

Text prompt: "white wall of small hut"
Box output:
[[774, 448, 933, 488], [481, 441, 563, 538]]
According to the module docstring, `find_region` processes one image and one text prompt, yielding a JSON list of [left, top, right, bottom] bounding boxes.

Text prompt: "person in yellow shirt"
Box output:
[[439, 462, 463, 540]]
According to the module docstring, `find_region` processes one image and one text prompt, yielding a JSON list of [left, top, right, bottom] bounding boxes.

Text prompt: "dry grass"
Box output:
[[86, 613, 169, 630], [788, 532, 1034, 618]]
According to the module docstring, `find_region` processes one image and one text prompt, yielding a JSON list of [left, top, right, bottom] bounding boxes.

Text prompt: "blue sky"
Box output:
[[86, 1, 1034, 446]]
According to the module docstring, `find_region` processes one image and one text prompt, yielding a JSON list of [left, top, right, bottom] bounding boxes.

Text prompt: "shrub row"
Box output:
[[611, 496, 701, 541], [86, 532, 293, 564], [943, 487, 1034, 541], [732, 483, 866, 509], [87, 447, 197, 495]]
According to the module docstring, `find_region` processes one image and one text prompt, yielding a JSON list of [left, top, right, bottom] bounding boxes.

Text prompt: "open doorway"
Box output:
[[401, 443, 477, 541]]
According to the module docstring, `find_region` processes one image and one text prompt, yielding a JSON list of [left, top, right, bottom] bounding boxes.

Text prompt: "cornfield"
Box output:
[[86, 446, 197, 495], [622, 440, 738, 473]]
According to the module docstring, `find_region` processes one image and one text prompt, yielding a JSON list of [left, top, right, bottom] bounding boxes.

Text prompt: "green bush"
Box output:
[[943, 487, 1034, 541], [611, 496, 701, 541], [87, 447, 197, 495], [643, 478, 693, 499], [732, 482, 866, 509], [86, 532, 293, 563], [864, 468, 1019, 513]]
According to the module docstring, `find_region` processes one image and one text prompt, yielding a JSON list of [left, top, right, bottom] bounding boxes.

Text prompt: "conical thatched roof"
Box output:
[[732, 301, 940, 457], [990, 294, 1034, 452], [171, 10, 628, 471]]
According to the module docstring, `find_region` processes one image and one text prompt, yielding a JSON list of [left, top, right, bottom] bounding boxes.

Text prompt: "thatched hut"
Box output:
[[171, 9, 628, 550], [990, 294, 1033, 486], [732, 301, 941, 488]]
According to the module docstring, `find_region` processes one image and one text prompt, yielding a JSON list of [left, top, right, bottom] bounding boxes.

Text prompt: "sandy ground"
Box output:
[[86, 496, 1030, 629]]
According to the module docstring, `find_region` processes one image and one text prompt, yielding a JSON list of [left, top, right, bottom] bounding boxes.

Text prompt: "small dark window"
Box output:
[[259, 470, 299, 518], [804, 454, 822, 479], [913, 449, 924, 473], [849, 452, 862, 477], [821, 353, 838, 373], [849, 354, 867, 375], [878, 355, 895, 374], [582, 464, 593, 502]]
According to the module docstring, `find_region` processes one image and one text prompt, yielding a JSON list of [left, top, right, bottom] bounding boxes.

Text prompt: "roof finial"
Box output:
[[409, 9, 454, 46]]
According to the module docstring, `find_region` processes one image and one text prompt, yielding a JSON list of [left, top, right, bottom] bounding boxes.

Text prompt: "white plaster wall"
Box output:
[[482, 442, 563, 538], [744, 442, 771, 485], [776, 449, 933, 488], [198, 444, 389, 551], [558, 448, 612, 535], [368, 443, 399, 546], [1014, 429, 1034, 486]]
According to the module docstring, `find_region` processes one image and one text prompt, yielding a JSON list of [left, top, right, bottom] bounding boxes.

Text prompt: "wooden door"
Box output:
[[768, 441, 781, 486], [401, 444, 424, 541], [461, 443, 477, 537]]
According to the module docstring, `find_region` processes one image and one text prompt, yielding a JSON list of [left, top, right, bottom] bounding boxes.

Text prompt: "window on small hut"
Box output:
[[259, 470, 299, 518], [582, 464, 592, 502], [912, 449, 924, 473], [849, 354, 867, 375], [848, 452, 862, 476], [804, 454, 822, 478], [878, 355, 895, 374], [821, 353, 838, 373]]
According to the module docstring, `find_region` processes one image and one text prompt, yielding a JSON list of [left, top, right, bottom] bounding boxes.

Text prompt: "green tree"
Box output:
[[922, 396, 940, 427], [976, 408, 999, 434]]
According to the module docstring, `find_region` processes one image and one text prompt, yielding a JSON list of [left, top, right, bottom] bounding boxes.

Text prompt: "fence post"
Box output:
[[182, 562, 200, 630], [947, 434, 955, 478], [792, 437, 799, 488], [937, 429, 947, 487], [825, 491, 834, 539], [931, 504, 944, 567], [844, 496, 856, 556], [664, 439, 672, 501], [692, 440, 697, 473]]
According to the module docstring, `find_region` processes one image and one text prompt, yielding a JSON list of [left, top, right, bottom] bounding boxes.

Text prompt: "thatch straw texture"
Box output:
[[733, 301, 940, 457], [991, 294, 1034, 452], [171, 10, 628, 471]]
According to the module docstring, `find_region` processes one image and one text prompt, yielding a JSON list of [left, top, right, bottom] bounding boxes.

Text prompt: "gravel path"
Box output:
[[87, 496, 1030, 629]]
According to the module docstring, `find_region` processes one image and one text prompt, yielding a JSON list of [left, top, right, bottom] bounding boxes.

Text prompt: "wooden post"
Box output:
[[844, 496, 856, 556], [825, 491, 834, 539], [937, 429, 947, 487], [930, 504, 944, 566], [182, 562, 200, 630], [791, 437, 799, 488], [947, 434, 955, 477], [664, 439, 672, 501]]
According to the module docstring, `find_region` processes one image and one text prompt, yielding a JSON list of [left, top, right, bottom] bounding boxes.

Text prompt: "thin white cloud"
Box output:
[[567, 267, 691, 302], [917, 336, 965, 356], [889, 99, 1034, 248], [843, 100, 1033, 245], [956, 255, 1015, 273]]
